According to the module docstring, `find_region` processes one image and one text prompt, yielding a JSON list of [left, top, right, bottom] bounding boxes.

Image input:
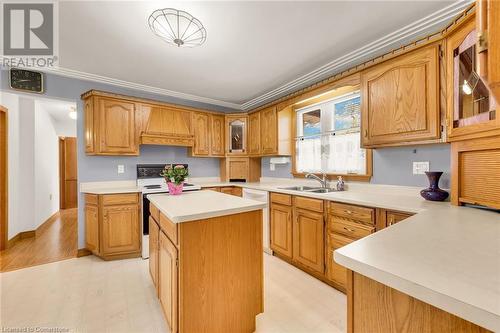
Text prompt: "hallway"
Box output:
[[0, 209, 78, 272]]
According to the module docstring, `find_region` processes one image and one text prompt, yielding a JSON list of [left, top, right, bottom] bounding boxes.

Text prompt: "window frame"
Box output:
[[291, 87, 373, 182]]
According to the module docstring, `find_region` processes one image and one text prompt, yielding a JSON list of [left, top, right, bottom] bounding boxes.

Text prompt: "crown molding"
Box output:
[[1, 62, 243, 110], [241, 0, 473, 110], [45, 67, 244, 110], [1, 0, 472, 112]]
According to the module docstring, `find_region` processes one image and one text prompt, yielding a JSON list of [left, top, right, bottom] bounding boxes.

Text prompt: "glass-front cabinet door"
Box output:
[[226, 116, 247, 154], [447, 18, 499, 141], [454, 30, 496, 128]]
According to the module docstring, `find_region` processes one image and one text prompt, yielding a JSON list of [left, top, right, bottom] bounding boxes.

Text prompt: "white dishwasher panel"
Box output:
[[242, 188, 271, 254]]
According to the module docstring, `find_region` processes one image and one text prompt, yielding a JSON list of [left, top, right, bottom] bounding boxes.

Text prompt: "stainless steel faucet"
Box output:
[[305, 173, 329, 188]]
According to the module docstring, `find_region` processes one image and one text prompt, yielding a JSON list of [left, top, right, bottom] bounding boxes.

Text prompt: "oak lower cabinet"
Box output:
[[159, 230, 178, 333], [347, 271, 491, 333], [326, 232, 351, 289], [148, 203, 263, 333], [326, 202, 375, 290], [361, 43, 441, 147], [149, 217, 160, 288], [293, 207, 325, 274], [270, 194, 325, 275], [84, 193, 141, 260], [84, 203, 99, 253], [270, 202, 293, 259]]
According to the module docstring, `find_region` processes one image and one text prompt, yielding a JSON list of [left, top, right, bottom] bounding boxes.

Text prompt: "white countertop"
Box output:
[[80, 177, 500, 330], [147, 190, 267, 223], [80, 180, 141, 194], [335, 205, 500, 332]]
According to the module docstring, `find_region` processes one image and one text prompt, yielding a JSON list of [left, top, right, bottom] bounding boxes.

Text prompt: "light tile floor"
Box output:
[[0, 253, 346, 333]]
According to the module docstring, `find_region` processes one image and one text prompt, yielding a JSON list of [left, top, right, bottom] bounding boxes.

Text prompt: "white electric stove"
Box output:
[[137, 164, 201, 259]]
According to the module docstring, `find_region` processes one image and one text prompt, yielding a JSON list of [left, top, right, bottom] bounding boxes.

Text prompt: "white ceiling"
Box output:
[[56, 1, 471, 110]]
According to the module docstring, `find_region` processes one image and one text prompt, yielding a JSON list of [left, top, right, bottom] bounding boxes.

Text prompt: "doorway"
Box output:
[[59, 137, 78, 209], [0, 94, 78, 271], [0, 106, 7, 251]]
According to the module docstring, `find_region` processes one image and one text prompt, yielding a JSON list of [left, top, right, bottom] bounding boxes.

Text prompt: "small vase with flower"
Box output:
[[160, 164, 189, 195]]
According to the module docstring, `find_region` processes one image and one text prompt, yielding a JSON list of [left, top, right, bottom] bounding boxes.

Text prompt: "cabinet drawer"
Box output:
[[102, 193, 138, 206], [294, 196, 324, 213], [220, 187, 234, 195], [160, 212, 178, 245], [232, 187, 243, 197], [386, 211, 413, 227], [328, 216, 374, 240], [150, 203, 160, 222], [270, 192, 292, 206], [202, 187, 220, 192], [85, 194, 98, 205], [329, 202, 374, 224]]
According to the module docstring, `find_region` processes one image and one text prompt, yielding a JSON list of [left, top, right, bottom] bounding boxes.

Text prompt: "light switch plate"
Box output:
[[117, 165, 125, 174], [413, 161, 429, 175]]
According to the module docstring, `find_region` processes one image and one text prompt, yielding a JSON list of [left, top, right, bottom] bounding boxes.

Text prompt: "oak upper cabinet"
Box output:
[[149, 217, 160, 289], [270, 202, 293, 259], [158, 231, 178, 333], [191, 112, 210, 156], [477, 0, 500, 104], [248, 112, 261, 155], [226, 115, 248, 155], [361, 44, 441, 147], [210, 114, 225, 156], [260, 106, 278, 155], [84, 193, 141, 260], [84, 97, 95, 154], [293, 207, 325, 274], [98, 97, 138, 154]]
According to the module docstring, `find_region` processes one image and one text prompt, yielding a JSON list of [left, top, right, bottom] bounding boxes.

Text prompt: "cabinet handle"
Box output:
[[345, 210, 353, 214], [343, 227, 355, 233], [364, 129, 368, 138], [388, 217, 394, 226]]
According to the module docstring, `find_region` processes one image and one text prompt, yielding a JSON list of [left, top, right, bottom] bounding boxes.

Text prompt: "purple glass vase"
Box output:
[[420, 171, 449, 201]]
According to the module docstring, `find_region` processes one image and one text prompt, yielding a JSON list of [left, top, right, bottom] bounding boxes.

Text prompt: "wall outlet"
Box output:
[[117, 165, 125, 174], [413, 161, 429, 175], [49, 194, 52, 201]]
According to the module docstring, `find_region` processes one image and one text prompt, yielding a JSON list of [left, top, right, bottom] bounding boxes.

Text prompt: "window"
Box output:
[[295, 91, 367, 176]]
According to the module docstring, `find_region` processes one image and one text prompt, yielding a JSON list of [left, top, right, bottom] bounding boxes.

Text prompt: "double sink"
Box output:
[[279, 186, 341, 193]]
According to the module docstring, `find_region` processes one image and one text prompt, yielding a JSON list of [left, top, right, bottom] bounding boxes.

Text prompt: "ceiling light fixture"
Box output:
[[148, 8, 206, 48]]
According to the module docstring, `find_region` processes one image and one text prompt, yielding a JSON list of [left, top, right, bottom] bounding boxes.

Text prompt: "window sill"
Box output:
[[291, 172, 372, 182]]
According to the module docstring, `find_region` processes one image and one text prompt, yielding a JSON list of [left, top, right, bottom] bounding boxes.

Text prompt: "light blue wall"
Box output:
[[1, 68, 235, 248], [1, 68, 452, 248], [262, 144, 451, 188]]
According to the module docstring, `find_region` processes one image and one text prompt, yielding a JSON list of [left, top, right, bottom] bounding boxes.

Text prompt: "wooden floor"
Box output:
[[0, 209, 78, 272]]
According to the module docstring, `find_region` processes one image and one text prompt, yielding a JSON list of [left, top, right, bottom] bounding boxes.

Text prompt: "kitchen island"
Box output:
[[147, 190, 266, 333]]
